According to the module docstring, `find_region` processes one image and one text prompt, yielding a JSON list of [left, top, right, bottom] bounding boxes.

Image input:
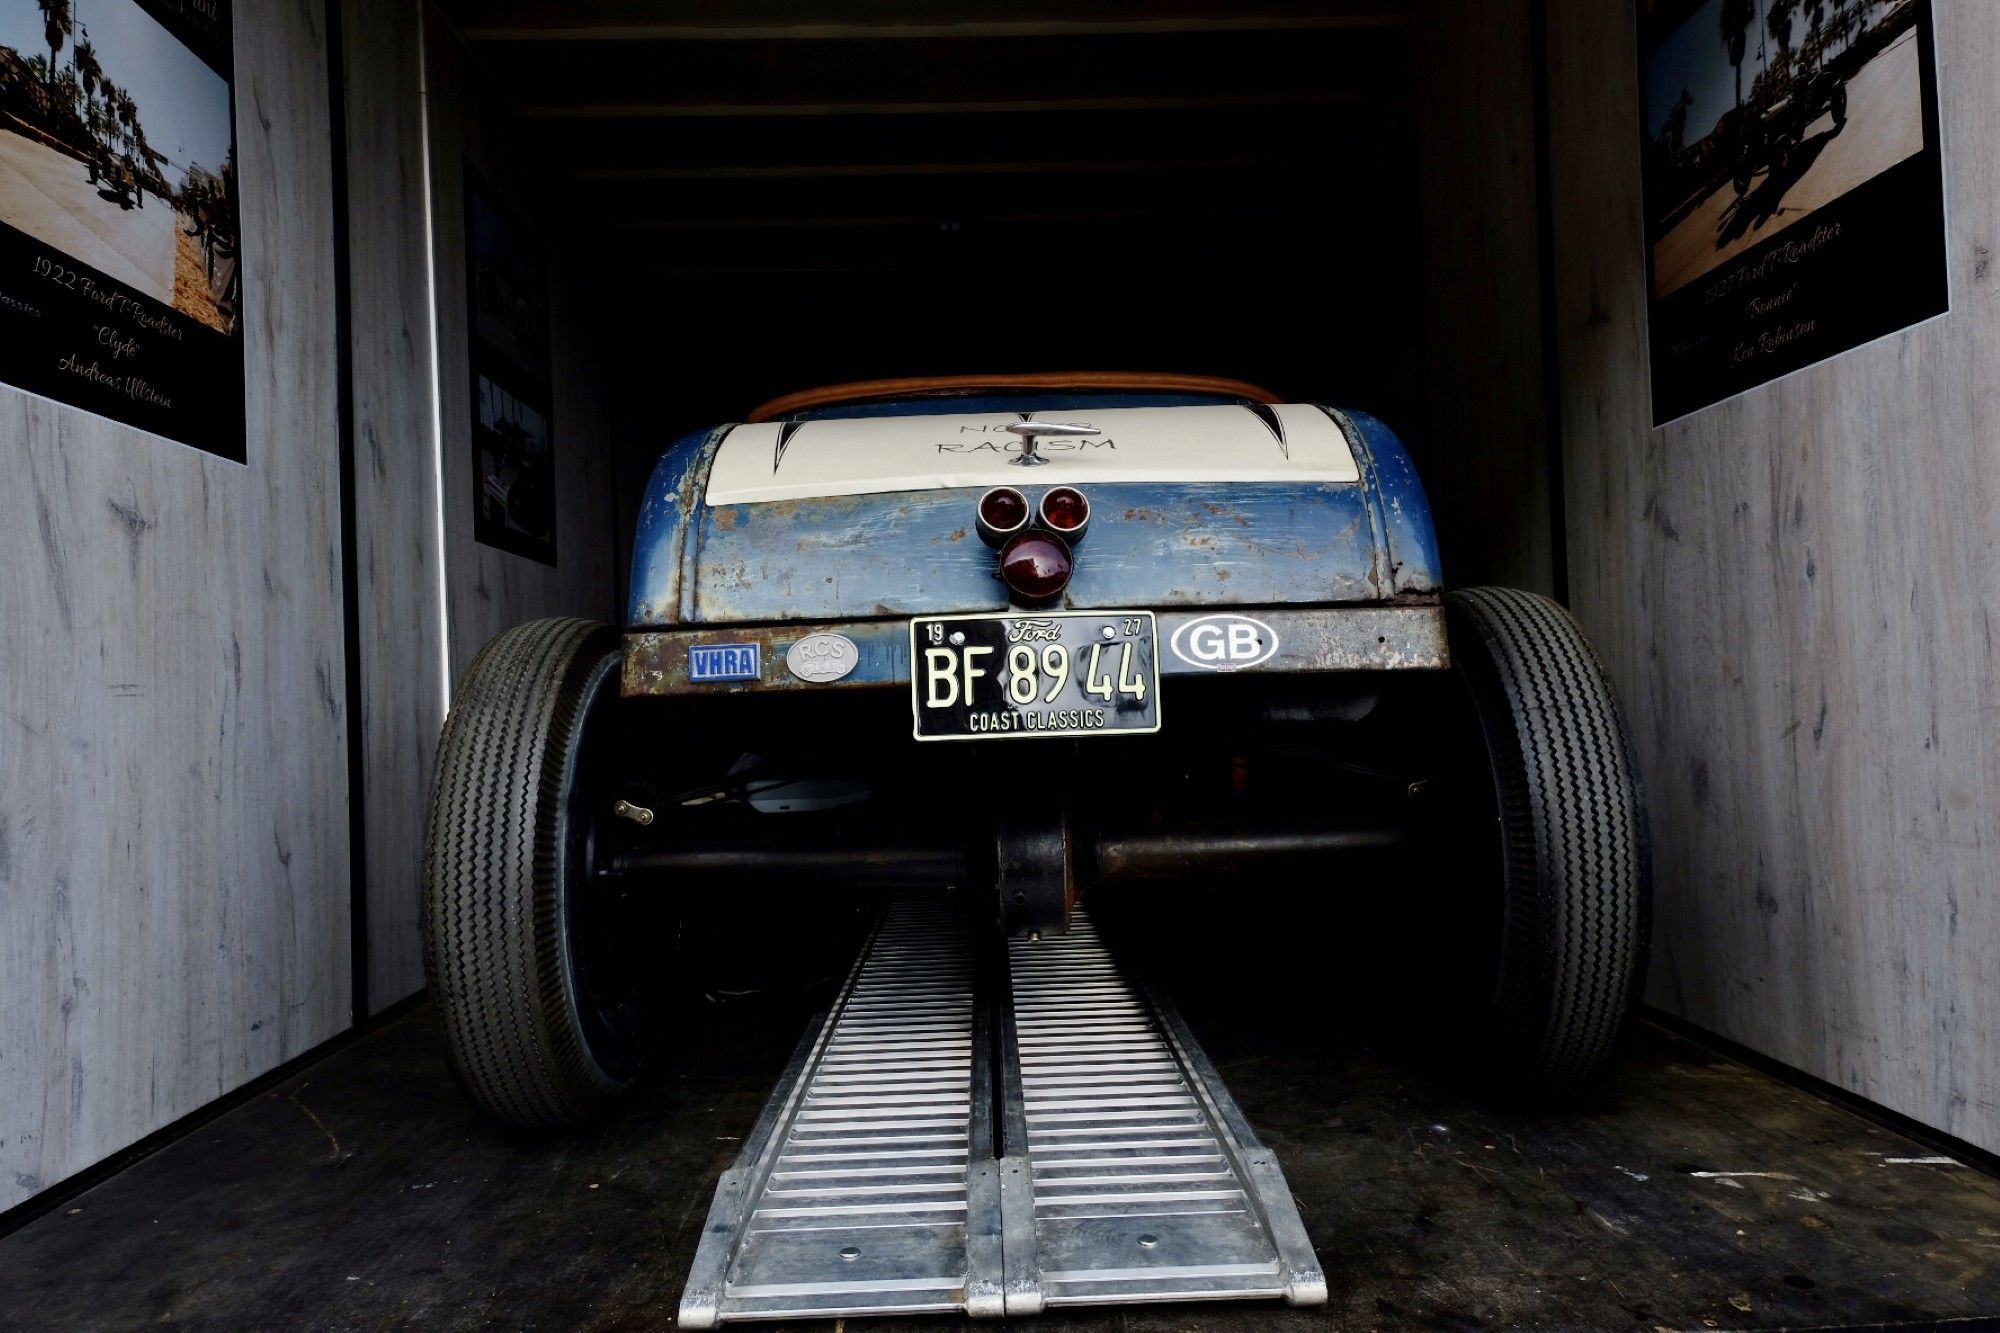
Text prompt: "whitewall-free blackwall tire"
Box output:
[[1443, 587, 1652, 1094], [422, 618, 662, 1129]]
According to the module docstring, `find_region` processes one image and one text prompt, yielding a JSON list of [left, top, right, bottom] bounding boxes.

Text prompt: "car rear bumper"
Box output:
[[621, 602, 1446, 698]]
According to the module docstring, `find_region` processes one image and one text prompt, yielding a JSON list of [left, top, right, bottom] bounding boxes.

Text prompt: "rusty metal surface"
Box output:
[[628, 424, 733, 627], [625, 403, 1443, 628], [622, 605, 1445, 698], [602, 825, 1412, 891], [684, 482, 1393, 624], [624, 620, 905, 697], [1328, 407, 1441, 599], [1091, 826, 1410, 881]]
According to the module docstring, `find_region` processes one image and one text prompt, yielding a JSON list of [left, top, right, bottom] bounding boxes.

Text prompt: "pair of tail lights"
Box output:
[[976, 485, 1090, 603]]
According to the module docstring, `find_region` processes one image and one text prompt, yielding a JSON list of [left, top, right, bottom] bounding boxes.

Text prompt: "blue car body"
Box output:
[[628, 392, 1440, 627], [619, 388, 1446, 699]]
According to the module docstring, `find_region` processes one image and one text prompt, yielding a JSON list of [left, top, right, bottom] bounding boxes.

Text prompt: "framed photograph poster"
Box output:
[[465, 170, 555, 566], [0, 0, 243, 459], [1638, 0, 1947, 424]]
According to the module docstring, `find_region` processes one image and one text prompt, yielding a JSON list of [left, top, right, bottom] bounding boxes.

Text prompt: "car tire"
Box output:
[[423, 617, 664, 1129], [1733, 135, 1759, 194], [1440, 587, 1651, 1095], [1831, 82, 1848, 128]]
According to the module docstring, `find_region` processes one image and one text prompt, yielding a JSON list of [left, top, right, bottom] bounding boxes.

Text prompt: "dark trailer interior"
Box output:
[[485, 9, 1426, 411], [5, 3, 2000, 1331], [431, 1, 1544, 595]]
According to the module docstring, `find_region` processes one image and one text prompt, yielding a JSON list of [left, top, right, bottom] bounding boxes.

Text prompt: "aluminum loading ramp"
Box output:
[[679, 898, 1325, 1326]]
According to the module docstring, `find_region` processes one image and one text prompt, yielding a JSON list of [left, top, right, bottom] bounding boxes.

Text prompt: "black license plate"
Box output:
[[909, 611, 1161, 742]]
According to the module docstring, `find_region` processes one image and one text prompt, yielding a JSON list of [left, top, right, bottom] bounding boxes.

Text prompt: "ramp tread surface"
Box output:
[[678, 899, 1322, 1324]]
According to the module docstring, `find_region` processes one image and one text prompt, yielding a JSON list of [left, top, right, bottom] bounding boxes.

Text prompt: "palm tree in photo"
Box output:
[[1768, 0, 1798, 54], [83, 92, 104, 179], [35, 0, 70, 87], [111, 86, 135, 151], [1722, 0, 1757, 112], [50, 66, 77, 118], [73, 38, 99, 100], [1766, 0, 1799, 84]]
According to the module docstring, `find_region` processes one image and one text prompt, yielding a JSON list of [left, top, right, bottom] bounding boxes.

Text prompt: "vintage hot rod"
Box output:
[[421, 373, 1650, 1133]]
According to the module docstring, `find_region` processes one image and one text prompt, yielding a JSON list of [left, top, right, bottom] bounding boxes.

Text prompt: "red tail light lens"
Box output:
[[999, 531, 1074, 603], [976, 486, 1030, 546], [1039, 486, 1090, 540]]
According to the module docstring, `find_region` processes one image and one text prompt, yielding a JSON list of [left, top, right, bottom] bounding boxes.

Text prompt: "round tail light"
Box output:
[[976, 486, 1030, 546], [1038, 486, 1090, 542], [999, 530, 1074, 604]]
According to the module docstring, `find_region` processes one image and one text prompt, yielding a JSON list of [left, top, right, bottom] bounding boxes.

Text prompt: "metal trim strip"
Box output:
[[624, 604, 1446, 698]]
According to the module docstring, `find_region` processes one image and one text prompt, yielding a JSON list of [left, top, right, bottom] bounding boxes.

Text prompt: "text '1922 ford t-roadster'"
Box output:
[[421, 373, 1651, 1322]]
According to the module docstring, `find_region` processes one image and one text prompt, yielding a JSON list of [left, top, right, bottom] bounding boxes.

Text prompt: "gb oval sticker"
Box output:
[[1169, 614, 1278, 672], [786, 632, 860, 683]]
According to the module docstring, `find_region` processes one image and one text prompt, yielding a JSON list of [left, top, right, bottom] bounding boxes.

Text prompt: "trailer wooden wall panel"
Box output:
[[1413, 0, 1554, 595], [422, 17, 619, 682], [342, 0, 449, 1014], [336, 3, 619, 1015], [1546, 2, 2000, 1151], [0, 1, 348, 1210]]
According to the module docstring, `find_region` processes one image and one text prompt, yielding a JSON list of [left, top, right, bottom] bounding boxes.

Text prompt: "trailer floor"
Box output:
[[5, 908, 2000, 1332]]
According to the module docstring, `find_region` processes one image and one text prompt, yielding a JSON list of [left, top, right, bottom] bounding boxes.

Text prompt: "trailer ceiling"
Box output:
[[433, 0, 1422, 433]]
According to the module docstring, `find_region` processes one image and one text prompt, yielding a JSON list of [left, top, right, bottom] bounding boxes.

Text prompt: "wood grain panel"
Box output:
[[342, 0, 449, 1012], [1546, 1, 2000, 1150], [0, 0, 348, 1209], [1413, 0, 1553, 594], [335, 4, 620, 1013], [423, 16, 619, 680]]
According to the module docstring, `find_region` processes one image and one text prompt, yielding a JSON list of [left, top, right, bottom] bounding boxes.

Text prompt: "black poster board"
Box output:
[[464, 171, 555, 566], [0, 0, 242, 459], [1638, 0, 1947, 424]]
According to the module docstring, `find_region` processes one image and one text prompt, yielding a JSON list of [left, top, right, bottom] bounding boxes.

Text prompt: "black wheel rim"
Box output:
[[561, 656, 668, 1080], [1429, 629, 1516, 1020]]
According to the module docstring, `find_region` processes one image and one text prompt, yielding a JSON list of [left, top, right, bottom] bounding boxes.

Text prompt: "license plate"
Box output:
[[909, 611, 1161, 742]]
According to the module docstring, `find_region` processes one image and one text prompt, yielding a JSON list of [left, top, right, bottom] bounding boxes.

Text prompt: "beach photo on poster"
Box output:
[[1644, 0, 1925, 300], [0, 0, 237, 333]]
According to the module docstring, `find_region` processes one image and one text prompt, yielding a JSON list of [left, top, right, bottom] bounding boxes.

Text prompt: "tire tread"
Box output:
[[421, 617, 629, 1129], [1447, 587, 1652, 1092]]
